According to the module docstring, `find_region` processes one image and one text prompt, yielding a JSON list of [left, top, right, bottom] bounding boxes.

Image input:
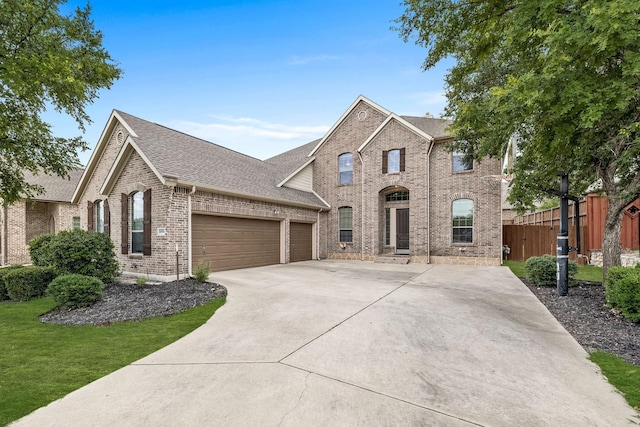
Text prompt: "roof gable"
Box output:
[[72, 110, 135, 203], [308, 95, 391, 157], [81, 110, 328, 209], [357, 114, 436, 153]]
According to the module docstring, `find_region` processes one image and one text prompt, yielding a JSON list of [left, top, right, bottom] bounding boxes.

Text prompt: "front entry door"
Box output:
[[396, 208, 409, 252]]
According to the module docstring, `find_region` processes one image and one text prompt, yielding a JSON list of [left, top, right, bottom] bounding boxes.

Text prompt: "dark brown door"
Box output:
[[290, 222, 313, 262], [396, 208, 409, 250], [192, 215, 280, 272]]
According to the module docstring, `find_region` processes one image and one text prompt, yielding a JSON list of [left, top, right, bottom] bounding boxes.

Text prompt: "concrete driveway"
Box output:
[[12, 261, 637, 426]]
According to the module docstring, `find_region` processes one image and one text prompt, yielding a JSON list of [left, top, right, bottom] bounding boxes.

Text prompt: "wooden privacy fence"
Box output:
[[502, 224, 588, 262], [512, 200, 586, 227], [502, 194, 640, 254]]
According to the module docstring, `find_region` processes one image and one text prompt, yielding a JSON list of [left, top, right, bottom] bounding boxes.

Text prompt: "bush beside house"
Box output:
[[525, 255, 578, 287], [47, 274, 104, 309], [0, 266, 26, 301], [605, 266, 640, 323], [3, 266, 56, 302], [29, 229, 119, 285]]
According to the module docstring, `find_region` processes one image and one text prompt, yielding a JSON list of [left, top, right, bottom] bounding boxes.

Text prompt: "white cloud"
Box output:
[[409, 91, 447, 107], [405, 91, 448, 117], [167, 115, 329, 159]]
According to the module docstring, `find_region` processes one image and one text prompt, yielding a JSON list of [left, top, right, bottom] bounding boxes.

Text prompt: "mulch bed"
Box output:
[[39, 278, 227, 326]]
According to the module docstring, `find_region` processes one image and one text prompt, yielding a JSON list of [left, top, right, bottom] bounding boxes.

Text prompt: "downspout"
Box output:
[[2, 205, 7, 265], [426, 140, 435, 264], [500, 184, 504, 265], [187, 186, 196, 276], [357, 151, 365, 260], [317, 208, 322, 260]]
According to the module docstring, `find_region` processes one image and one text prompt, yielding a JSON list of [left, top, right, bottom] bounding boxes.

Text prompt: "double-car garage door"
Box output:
[[191, 215, 312, 272]]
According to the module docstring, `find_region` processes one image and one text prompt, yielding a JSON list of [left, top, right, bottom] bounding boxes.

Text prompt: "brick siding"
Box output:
[[313, 100, 502, 264]]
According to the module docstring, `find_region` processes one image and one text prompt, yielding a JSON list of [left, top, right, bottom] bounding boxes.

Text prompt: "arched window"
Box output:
[[452, 199, 473, 243], [338, 153, 353, 185], [338, 206, 353, 242], [382, 148, 405, 173], [131, 192, 144, 253], [121, 189, 151, 255], [94, 200, 104, 233]]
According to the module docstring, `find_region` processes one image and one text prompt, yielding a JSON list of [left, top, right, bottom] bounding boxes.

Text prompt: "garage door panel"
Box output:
[[192, 215, 280, 272], [290, 222, 313, 262]]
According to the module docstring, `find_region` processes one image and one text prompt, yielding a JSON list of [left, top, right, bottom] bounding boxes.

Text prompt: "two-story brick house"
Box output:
[[300, 96, 502, 264], [3, 95, 502, 278]]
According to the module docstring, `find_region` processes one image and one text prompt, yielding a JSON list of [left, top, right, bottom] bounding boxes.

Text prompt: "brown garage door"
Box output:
[[192, 215, 280, 272], [290, 222, 313, 262]]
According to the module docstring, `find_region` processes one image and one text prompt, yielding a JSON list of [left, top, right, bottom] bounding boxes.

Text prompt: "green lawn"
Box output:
[[590, 351, 640, 411], [0, 296, 225, 426], [503, 260, 603, 282]]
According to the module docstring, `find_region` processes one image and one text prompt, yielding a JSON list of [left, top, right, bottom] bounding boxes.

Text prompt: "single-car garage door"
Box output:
[[289, 222, 313, 262], [192, 215, 280, 272]]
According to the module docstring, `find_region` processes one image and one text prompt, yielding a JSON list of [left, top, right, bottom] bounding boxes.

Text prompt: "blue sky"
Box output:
[[49, 0, 451, 165]]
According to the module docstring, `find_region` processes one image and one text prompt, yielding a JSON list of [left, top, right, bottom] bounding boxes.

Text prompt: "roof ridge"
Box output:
[[114, 110, 267, 164]]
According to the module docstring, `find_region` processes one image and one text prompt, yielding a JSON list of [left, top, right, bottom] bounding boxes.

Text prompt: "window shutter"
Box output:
[[142, 188, 152, 256], [103, 199, 111, 236], [382, 150, 388, 173], [87, 201, 94, 231], [400, 148, 406, 172], [121, 193, 128, 254]]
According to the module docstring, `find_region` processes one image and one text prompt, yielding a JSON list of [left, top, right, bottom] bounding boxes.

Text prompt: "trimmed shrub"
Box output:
[[525, 254, 577, 286], [47, 274, 104, 309], [4, 266, 56, 302], [28, 233, 55, 266], [605, 266, 640, 322], [194, 263, 210, 283], [46, 229, 119, 284], [0, 265, 25, 301], [605, 266, 631, 306]]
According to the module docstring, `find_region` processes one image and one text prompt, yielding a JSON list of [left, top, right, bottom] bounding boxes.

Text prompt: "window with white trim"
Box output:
[[452, 199, 473, 243], [388, 149, 400, 173], [94, 200, 104, 233], [339, 153, 353, 185], [131, 192, 144, 253], [338, 206, 353, 243], [452, 151, 473, 172]]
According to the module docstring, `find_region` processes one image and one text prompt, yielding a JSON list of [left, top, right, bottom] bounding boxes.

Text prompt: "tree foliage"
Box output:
[[0, 0, 121, 205], [396, 0, 640, 273]]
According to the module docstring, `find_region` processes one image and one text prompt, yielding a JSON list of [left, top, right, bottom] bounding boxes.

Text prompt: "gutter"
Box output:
[[357, 151, 365, 259], [187, 186, 196, 277], [2, 205, 7, 265], [171, 179, 329, 212], [426, 140, 435, 263]]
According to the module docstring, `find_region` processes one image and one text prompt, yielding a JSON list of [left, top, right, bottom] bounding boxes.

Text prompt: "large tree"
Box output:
[[396, 0, 640, 277], [0, 0, 121, 204]]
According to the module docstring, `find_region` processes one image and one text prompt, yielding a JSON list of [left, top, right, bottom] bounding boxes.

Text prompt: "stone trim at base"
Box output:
[[328, 253, 500, 266], [429, 256, 501, 266]]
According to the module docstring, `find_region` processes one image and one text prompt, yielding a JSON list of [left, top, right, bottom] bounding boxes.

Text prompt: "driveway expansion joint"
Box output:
[[278, 362, 485, 426], [278, 274, 425, 364]]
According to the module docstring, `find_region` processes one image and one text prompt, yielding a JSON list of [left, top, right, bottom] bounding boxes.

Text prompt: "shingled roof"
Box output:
[[264, 139, 319, 184], [400, 116, 452, 139], [114, 111, 328, 209], [24, 169, 84, 202]]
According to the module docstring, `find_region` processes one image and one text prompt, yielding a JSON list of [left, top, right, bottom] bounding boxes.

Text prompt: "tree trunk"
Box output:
[[602, 198, 625, 281]]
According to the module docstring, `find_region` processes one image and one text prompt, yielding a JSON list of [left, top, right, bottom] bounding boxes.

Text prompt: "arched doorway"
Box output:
[[379, 186, 410, 255]]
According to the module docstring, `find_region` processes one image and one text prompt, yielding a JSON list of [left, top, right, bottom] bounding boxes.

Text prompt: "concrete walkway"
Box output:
[[12, 261, 637, 426]]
